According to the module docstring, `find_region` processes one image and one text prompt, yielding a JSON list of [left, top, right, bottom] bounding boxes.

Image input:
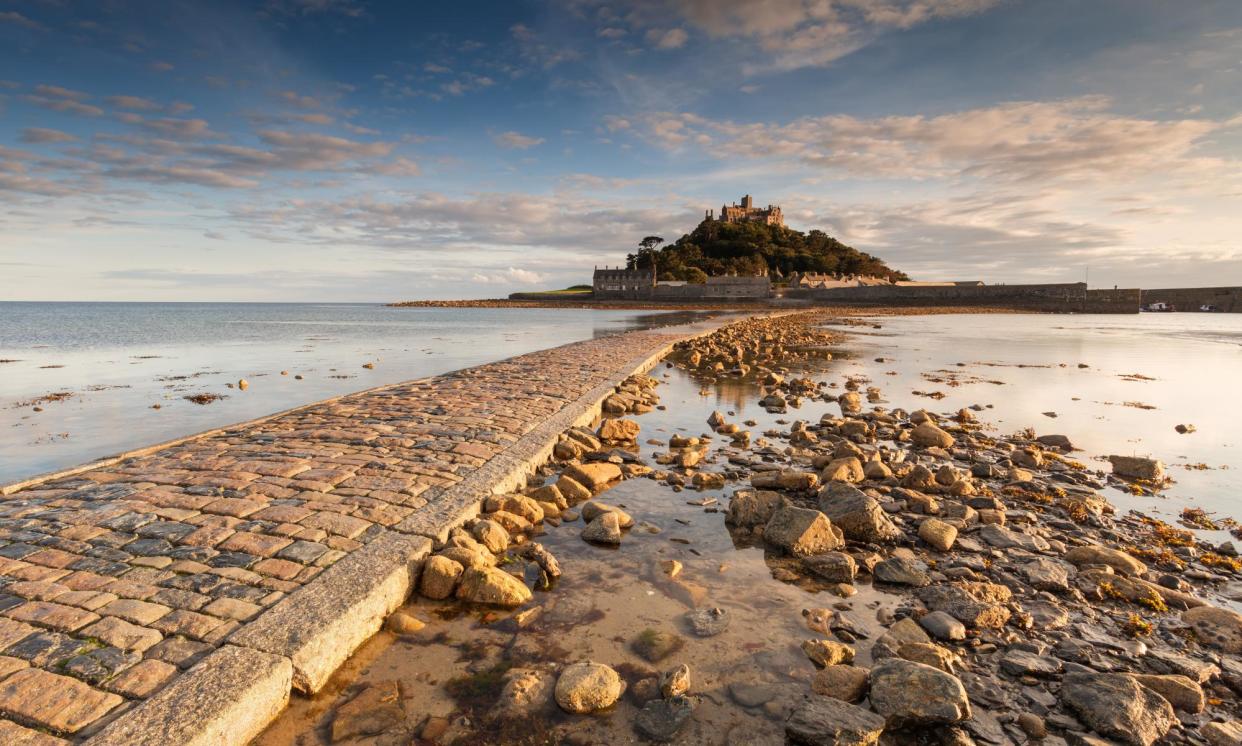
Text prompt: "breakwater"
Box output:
[[785, 282, 1141, 313], [0, 314, 740, 744], [1141, 286, 1242, 312]]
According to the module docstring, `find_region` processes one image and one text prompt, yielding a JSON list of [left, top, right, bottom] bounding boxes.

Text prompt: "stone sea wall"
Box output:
[[786, 282, 1141, 313], [0, 314, 740, 745], [1140, 286, 1242, 312]]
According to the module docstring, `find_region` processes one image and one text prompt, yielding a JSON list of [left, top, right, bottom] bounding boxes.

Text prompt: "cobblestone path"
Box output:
[[0, 323, 707, 743]]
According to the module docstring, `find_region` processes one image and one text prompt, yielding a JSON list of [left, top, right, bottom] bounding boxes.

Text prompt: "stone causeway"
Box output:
[[0, 314, 736, 745]]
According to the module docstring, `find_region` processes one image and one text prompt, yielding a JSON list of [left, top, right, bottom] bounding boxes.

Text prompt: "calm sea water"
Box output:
[[0, 303, 710, 484], [833, 312, 1242, 538]]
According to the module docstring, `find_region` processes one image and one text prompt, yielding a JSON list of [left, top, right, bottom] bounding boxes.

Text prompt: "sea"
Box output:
[[0, 302, 710, 484]]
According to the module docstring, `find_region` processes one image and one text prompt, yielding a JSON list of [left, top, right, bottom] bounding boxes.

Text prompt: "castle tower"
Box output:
[[741, 194, 753, 209]]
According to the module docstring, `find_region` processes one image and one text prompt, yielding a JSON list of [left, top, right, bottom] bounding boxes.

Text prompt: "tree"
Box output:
[[628, 235, 665, 270]]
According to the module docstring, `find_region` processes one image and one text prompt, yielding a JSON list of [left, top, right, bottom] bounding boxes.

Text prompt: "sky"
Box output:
[[1, 0, 1241, 301]]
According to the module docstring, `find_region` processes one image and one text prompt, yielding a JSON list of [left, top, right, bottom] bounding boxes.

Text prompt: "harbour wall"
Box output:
[[784, 282, 1141, 313], [1140, 286, 1242, 312]]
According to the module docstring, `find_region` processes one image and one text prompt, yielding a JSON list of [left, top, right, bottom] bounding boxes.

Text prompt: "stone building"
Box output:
[[705, 194, 784, 226], [592, 265, 656, 299]]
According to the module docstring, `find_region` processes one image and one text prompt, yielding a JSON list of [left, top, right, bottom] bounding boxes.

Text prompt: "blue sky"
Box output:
[[1, 0, 1240, 300]]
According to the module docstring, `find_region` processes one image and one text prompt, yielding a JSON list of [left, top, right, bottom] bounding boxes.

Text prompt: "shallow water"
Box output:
[[0, 303, 710, 484], [833, 312, 1242, 543]]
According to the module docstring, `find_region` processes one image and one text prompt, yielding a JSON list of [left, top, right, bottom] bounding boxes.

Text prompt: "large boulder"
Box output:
[[785, 695, 885, 746], [868, 659, 971, 727], [1108, 455, 1164, 480], [917, 582, 1011, 628], [598, 418, 640, 442], [455, 566, 532, 607], [918, 518, 957, 551], [911, 422, 955, 449], [821, 457, 864, 484], [725, 489, 788, 528], [1065, 545, 1147, 576], [563, 462, 622, 492], [1182, 605, 1242, 653], [817, 483, 901, 544], [420, 556, 463, 599], [764, 506, 844, 557], [581, 512, 623, 545], [555, 661, 624, 713], [1061, 672, 1175, 746], [1131, 674, 1205, 713]]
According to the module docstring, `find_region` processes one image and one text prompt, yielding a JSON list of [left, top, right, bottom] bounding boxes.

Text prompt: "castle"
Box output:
[[705, 194, 784, 227]]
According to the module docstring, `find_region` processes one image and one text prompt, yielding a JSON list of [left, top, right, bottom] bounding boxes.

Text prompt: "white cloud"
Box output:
[[647, 27, 689, 49], [493, 131, 546, 150], [20, 128, 77, 144], [471, 267, 544, 284], [621, 97, 1238, 186]]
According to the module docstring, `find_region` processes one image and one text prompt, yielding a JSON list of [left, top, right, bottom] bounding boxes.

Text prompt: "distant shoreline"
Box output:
[[387, 299, 1034, 315]]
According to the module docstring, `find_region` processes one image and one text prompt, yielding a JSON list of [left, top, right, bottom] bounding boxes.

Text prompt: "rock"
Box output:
[[811, 665, 870, 703], [635, 696, 695, 742], [633, 629, 684, 663], [785, 695, 886, 746], [802, 639, 855, 667], [918, 518, 957, 551], [599, 418, 640, 442], [977, 524, 1050, 552], [1036, 434, 1075, 450], [420, 555, 464, 599], [868, 659, 971, 727], [838, 391, 863, 416], [999, 649, 1062, 677], [1017, 712, 1046, 738], [580, 500, 634, 527], [874, 557, 930, 587], [1108, 455, 1164, 481], [386, 611, 425, 634], [564, 462, 622, 492], [898, 642, 958, 673], [1021, 558, 1072, 592], [1061, 672, 1175, 746], [803, 552, 857, 583], [581, 512, 624, 545], [686, 607, 731, 637], [1182, 605, 1242, 653], [708, 410, 727, 428], [817, 483, 901, 543], [556, 475, 593, 503], [331, 681, 402, 741], [660, 664, 691, 698], [493, 668, 554, 717], [555, 661, 624, 714], [919, 611, 967, 641], [1203, 721, 1242, 746], [911, 422, 955, 449], [917, 582, 1012, 628], [471, 519, 511, 553], [1065, 545, 1147, 576], [1131, 674, 1204, 713], [863, 460, 892, 480], [455, 566, 532, 607], [726, 490, 787, 528], [1175, 423, 1196, 434], [486, 494, 546, 524], [764, 506, 844, 557], [821, 457, 864, 483]]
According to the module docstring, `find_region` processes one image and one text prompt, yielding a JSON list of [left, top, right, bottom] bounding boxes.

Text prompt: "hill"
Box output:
[[627, 220, 908, 283]]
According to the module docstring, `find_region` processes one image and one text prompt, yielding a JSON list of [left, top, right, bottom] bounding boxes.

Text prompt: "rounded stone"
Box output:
[[554, 661, 624, 714]]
